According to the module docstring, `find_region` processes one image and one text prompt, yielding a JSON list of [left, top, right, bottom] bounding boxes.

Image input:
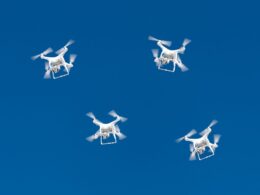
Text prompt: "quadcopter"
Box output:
[[148, 36, 191, 72], [32, 40, 77, 79], [176, 120, 221, 160], [86, 110, 127, 145]]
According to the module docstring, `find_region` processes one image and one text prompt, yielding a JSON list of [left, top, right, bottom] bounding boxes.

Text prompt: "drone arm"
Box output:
[[157, 41, 165, 50], [110, 117, 120, 126], [202, 128, 212, 138], [95, 130, 102, 137], [175, 58, 189, 72], [60, 47, 68, 56], [176, 55, 182, 64], [209, 144, 215, 153], [86, 130, 100, 142], [177, 46, 185, 54], [93, 131, 101, 140], [40, 55, 49, 61], [184, 137, 196, 143], [207, 128, 212, 136], [92, 118, 102, 126]]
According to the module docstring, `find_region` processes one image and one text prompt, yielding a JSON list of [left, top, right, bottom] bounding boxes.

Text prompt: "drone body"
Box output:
[[86, 110, 127, 145], [149, 36, 191, 72], [177, 120, 221, 160], [32, 40, 77, 79]]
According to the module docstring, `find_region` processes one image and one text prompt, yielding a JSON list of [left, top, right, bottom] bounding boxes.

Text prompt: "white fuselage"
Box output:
[[98, 123, 117, 139], [194, 137, 210, 152], [41, 47, 69, 71], [186, 135, 214, 154], [151, 38, 189, 72], [44, 55, 66, 69], [158, 42, 179, 62]]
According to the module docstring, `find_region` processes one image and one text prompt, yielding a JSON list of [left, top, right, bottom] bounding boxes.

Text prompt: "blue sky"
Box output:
[[0, 0, 259, 194]]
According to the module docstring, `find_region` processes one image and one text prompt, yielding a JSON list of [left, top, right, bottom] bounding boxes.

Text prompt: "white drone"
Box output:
[[148, 36, 191, 72], [32, 40, 77, 79], [176, 120, 221, 160], [86, 110, 127, 145]]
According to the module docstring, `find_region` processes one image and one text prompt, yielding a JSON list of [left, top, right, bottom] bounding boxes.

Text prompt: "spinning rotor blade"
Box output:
[[148, 35, 172, 47], [86, 112, 96, 119], [43, 61, 51, 79], [152, 49, 159, 58], [148, 35, 160, 42], [66, 64, 73, 72], [154, 59, 161, 66], [182, 38, 191, 47], [45, 62, 49, 71], [152, 49, 161, 66], [69, 54, 77, 64], [31, 48, 53, 60], [86, 134, 96, 142], [199, 128, 211, 136], [56, 48, 64, 55], [176, 129, 197, 143], [64, 40, 75, 47], [189, 151, 196, 161], [43, 48, 53, 55], [115, 125, 127, 140], [109, 110, 118, 117], [214, 134, 221, 144], [176, 61, 189, 72], [56, 40, 75, 55], [109, 110, 127, 122], [117, 132, 126, 140], [208, 120, 218, 128], [176, 136, 187, 143], [186, 129, 197, 138], [160, 40, 172, 47], [120, 116, 127, 122], [31, 55, 40, 60], [200, 120, 218, 136], [189, 144, 194, 152], [44, 70, 51, 79]]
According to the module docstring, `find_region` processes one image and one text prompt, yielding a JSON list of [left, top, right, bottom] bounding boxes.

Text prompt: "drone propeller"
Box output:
[[64, 40, 75, 47], [199, 128, 210, 136], [109, 110, 127, 122], [66, 64, 73, 72], [189, 144, 194, 152], [152, 49, 161, 66], [152, 49, 159, 58], [44, 70, 51, 79], [31, 48, 53, 60], [115, 125, 127, 140], [176, 61, 189, 72], [43, 62, 51, 79], [208, 120, 218, 128], [182, 38, 191, 47], [189, 150, 197, 161], [211, 134, 221, 152], [189, 143, 196, 160], [69, 54, 77, 64], [64, 54, 77, 72], [176, 129, 197, 143], [56, 40, 75, 54], [214, 134, 221, 144], [148, 36, 172, 47], [86, 133, 99, 142], [86, 112, 96, 120], [44, 62, 49, 71], [200, 120, 218, 136]]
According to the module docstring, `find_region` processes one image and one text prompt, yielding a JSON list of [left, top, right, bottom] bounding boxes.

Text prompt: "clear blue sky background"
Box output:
[[0, 0, 259, 194]]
